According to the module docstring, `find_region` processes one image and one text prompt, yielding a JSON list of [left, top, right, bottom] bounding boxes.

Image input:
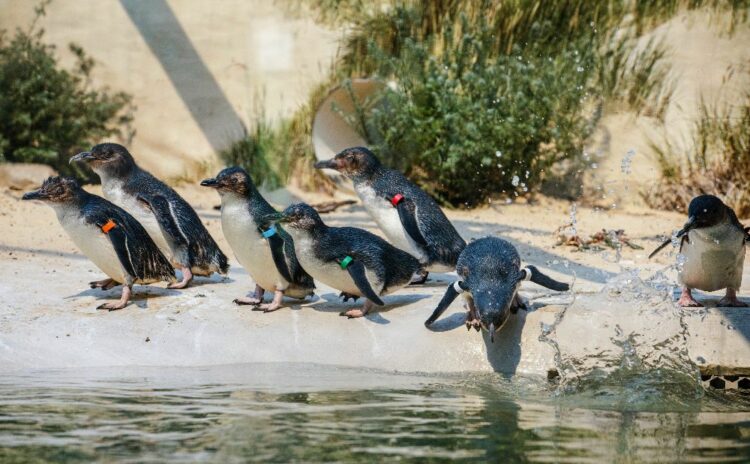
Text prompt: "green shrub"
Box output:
[[0, 1, 134, 181], [365, 18, 598, 206]]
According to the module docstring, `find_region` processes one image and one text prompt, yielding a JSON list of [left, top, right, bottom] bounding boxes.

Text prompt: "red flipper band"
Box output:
[[390, 194, 404, 207], [101, 219, 117, 234]]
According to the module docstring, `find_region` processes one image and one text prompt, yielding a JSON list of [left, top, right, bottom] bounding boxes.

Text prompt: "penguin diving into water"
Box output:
[[266, 203, 423, 318], [315, 147, 465, 284], [201, 167, 315, 312], [424, 237, 570, 342], [22, 177, 175, 310], [71, 143, 228, 288], [649, 194, 748, 307]]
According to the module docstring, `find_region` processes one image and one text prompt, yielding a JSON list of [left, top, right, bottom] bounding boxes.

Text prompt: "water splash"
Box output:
[[543, 270, 701, 398]]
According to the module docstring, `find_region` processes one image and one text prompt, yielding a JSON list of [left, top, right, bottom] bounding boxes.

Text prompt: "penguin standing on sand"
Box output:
[[315, 147, 465, 283], [22, 177, 175, 310], [200, 167, 315, 312], [424, 236, 570, 341], [650, 194, 748, 307], [71, 143, 228, 288], [266, 203, 422, 318]]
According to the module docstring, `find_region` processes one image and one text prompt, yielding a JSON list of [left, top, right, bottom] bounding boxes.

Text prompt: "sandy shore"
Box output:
[[0, 183, 748, 373]]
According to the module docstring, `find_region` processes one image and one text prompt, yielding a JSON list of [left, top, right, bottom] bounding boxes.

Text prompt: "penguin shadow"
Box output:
[[65, 285, 182, 310], [187, 274, 235, 287], [482, 307, 529, 377], [424, 311, 468, 332], [311, 292, 432, 325]]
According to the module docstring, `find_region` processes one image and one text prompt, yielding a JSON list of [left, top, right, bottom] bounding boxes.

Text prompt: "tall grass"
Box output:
[[645, 92, 750, 217], [237, 0, 747, 203]]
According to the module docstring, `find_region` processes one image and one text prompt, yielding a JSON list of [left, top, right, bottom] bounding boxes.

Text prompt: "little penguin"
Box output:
[[315, 147, 465, 283], [201, 167, 315, 312], [22, 177, 175, 310], [649, 194, 748, 307], [71, 143, 228, 288], [267, 203, 423, 318], [424, 236, 570, 341]]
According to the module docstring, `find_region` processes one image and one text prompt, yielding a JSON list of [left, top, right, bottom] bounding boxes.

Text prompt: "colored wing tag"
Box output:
[[261, 225, 277, 238], [101, 219, 117, 234], [390, 194, 404, 207], [339, 255, 353, 270]]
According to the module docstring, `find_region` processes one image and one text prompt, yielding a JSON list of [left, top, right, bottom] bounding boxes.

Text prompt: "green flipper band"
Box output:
[[340, 256, 353, 270]]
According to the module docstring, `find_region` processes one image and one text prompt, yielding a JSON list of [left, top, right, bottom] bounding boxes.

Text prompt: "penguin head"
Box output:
[[314, 147, 381, 179], [201, 167, 254, 196], [273, 203, 324, 232], [686, 195, 727, 230], [458, 262, 518, 343], [22, 176, 82, 204], [70, 143, 135, 177]]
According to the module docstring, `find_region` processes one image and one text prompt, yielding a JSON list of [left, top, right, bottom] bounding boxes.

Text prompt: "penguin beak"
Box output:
[[314, 159, 340, 171], [22, 189, 45, 201], [262, 212, 287, 224], [200, 178, 218, 188], [69, 151, 93, 164], [489, 323, 495, 343], [676, 216, 696, 238], [649, 216, 696, 259]]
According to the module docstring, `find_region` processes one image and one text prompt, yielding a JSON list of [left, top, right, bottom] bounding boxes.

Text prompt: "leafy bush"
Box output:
[[365, 19, 597, 206], [0, 2, 134, 181]]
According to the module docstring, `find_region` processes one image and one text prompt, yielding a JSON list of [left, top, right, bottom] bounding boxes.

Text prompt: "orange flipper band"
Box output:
[[101, 219, 117, 234]]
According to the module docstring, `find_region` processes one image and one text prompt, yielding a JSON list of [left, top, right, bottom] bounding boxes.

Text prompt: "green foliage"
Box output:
[[366, 19, 597, 206], [0, 1, 134, 181], [220, 119, 287, 191]]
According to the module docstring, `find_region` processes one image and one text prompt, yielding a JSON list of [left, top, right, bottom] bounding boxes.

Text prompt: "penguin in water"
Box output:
[[315, 147, 465, 283], [200, 167, 315, 311], [22, 177, 175, 310], [649, 194, 748, 307], [424, 237, 570, 341], [71, 143, 228, 288], [266, 203, 423, 318]]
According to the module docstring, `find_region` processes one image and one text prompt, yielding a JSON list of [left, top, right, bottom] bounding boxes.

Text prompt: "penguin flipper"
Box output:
[[395, 198, 428, 247], [523, 266, 569, 292], [89, 214, 174, 283], [425, 282, 461, 326], [346, 261, 385, 306], [137, 194, 189, 248], [265, 230, 294, 283]]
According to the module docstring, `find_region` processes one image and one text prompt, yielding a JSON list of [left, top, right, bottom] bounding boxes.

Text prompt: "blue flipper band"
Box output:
[[262, 226, 277, 238]]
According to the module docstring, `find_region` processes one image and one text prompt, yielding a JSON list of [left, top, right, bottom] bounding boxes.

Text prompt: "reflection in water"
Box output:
[[1, 364, 750, 462]]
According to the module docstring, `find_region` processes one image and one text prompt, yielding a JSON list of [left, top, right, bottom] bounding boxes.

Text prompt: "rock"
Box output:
[[0, 163, 58, 190]]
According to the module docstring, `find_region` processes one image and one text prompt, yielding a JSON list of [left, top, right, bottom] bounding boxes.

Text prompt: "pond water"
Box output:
[[1, 363, 750, 462]]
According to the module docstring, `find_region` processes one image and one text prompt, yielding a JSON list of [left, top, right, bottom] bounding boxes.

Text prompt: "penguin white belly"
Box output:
[[291, 233, 384, 297], [102, 181, 173, 261], [57, 209, 127, 283], [355, 183, 429, 263], [679, 223, 746, 292], [221, 200, 287, 291]]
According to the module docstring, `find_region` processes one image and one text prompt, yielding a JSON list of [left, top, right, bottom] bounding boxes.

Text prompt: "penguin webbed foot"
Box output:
[[89, 278, 117, 291], [96, 285, 131, 311], [339, 292, 360, 303], [677, 287, 702, 307], [340, 299, 375, 319], [168, 267, 193, 289], [256, 290, 284, 313], [718, 289, 748, 308], [465, 316, 481, 332]]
